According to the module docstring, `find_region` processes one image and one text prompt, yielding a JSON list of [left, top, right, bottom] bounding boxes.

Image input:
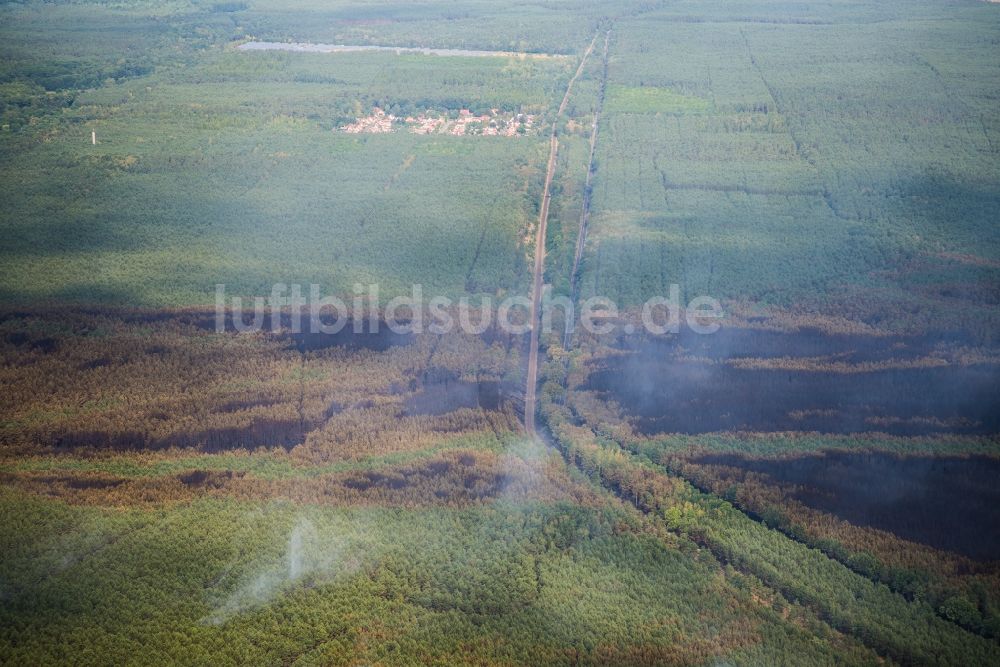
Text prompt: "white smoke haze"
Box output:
[[198, 441, 555, 628], [499, 436, 551, 502], [202, 515, 365, 625]]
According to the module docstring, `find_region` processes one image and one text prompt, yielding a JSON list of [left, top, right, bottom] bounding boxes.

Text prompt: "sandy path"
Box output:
[[524, 32, 599, 435]]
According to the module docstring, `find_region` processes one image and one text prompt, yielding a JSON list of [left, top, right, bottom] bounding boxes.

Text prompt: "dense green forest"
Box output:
[[573, 11, 1000, 334], [0, 13, 571, 304], [2, 0, 999, 664]]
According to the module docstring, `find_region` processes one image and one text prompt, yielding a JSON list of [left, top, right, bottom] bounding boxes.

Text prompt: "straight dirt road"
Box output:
[[524, 32, 599, 435], [565, 29, 611, 348]]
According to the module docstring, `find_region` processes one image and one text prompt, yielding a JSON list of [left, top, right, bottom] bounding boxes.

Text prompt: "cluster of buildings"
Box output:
[[340, 107, 534, 137], [340, 107, 396, 134]]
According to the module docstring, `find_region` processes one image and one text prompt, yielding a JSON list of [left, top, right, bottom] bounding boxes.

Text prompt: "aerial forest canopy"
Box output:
[[1, 0, 999, 665]]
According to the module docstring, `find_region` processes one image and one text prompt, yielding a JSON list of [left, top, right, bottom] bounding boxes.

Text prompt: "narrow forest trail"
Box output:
[[566, 28, 611, 348], [524, 32, 599, 436]]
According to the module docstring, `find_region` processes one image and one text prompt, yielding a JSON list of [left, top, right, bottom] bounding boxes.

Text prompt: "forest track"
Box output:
[[524, 32, 599, 436], [566, 29, 611, 348]]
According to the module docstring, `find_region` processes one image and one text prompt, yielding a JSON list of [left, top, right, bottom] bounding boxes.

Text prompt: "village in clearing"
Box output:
[[340, 107, 535, 136]]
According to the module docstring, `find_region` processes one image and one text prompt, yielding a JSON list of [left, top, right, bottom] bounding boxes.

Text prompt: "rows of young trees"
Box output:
[[575, 9, 1000, 336], [664, 453, 1000, 639], [538, 350, 1000, 665], [553, 326, 1000, 638]]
